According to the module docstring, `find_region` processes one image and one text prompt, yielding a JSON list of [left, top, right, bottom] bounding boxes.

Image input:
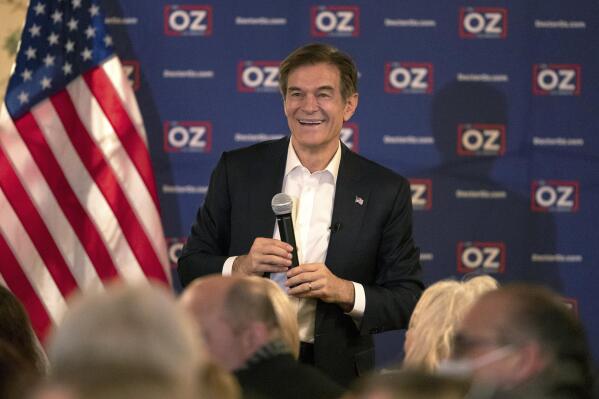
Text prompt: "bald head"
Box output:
[[179, 276, 280, 371], [454, 284, 591, 392], [179, 276, 235, 323]]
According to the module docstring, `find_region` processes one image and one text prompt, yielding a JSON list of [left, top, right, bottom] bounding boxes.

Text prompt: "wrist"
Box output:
[[232, 255, 247, 275], [337, 280, 355, 312]]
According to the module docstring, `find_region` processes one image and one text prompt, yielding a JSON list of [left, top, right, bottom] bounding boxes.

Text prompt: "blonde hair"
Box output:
[[255, 278, 300, 359], [199, 361, 240, 399], [403, 275, 499, 371]]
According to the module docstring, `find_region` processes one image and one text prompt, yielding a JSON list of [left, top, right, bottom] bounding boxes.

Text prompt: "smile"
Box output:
[[298, 119, 325, 126]]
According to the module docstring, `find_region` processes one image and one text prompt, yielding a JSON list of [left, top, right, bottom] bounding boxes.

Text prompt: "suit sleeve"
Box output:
[[359, 176, 423, 335], [177, 153, 232, 287]]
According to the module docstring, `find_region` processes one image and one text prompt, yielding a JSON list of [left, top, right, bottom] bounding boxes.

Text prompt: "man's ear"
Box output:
[[509, 342, 549, 385], [343, 93, 359, 122], [240, 322, 271, 356]]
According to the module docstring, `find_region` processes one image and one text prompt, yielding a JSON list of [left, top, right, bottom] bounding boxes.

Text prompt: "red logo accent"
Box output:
[[237, 61, 280, 93], [459, 7, 507, 39], [384, 62, 434, 94], [457, 124, 506, 156], [531, 180, 579, 212], [164, 5, 213, 36], [532, 64, 581, 96], [310, 6, 360, 37], [457, 241, 506, 273], [163, 121, 212, 153]]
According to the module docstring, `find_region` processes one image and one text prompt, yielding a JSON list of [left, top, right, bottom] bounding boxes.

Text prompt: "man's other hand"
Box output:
[[286, 263, 355, 312], [232, 238, 293, 276]]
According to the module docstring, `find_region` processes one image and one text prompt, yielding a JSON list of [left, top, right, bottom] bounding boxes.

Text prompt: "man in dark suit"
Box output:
[[178, 43, 423, 387], [180, 275, 344, 399]]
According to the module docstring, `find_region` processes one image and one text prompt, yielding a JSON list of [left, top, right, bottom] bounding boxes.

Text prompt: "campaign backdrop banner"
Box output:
[[102, 0, 599, 365]]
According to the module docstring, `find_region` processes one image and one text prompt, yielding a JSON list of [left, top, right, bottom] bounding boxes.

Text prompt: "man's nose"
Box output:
[[301, 93, 319, 112]]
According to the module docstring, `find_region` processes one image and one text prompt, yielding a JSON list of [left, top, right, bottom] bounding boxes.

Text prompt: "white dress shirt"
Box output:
[[223, 139, 365, 343]]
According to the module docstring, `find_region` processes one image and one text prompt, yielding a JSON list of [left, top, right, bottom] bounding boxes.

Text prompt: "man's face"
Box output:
[[452, 296, 521, 387], [197, 307, 247, 371], [284, 62, 357, 156]]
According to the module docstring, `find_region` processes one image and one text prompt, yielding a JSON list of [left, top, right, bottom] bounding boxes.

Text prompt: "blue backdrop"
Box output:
[[102, 0, 599, 366]]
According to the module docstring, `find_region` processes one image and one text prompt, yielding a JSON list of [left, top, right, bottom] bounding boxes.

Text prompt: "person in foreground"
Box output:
[[447, 284, 594, 399], [403, 275, 499, 371], [178, 42, 423, 386], [44, 283, 206, 399], [180, 275, 344, 399]]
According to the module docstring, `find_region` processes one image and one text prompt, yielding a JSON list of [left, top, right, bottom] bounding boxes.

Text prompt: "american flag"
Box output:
[[0, 0, 170, 342]]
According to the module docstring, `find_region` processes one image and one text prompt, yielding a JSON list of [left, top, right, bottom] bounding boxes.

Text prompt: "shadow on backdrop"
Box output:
[[101, 1, 182, 289], [375, 80, 561, 369]]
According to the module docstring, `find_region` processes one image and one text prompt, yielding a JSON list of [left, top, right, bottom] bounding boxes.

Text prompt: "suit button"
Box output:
[[369, 328, 381, 334]]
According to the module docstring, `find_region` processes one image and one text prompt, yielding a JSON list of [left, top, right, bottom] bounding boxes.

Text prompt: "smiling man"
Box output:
[[178, 43, 423, 386]]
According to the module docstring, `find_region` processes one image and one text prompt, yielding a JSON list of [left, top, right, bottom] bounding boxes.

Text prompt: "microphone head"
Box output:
[[271, 193, 293, 216]]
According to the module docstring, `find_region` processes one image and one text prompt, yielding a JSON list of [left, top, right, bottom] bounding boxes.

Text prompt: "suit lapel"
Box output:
[[248, 138, 288, 239], [325, 145, 370, 275], [316, 145, 370, 331]]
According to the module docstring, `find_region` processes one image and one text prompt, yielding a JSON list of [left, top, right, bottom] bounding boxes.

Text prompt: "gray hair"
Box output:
[[48, 283, 205, 399]]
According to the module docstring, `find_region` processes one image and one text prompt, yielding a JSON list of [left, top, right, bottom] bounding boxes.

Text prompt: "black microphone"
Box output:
[[330, 222, 341, 234], [271, 193, 299, 268]]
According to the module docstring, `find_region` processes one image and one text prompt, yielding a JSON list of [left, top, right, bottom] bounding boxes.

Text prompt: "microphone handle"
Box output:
[[276, 213, 299, 267]]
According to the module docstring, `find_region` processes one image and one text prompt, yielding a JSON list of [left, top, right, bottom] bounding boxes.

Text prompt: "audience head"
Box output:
[[255, 278, 300, 358], [279, 42, 358, 101], [404, 275, 499, 371], [180, 275, 289, 371], [29, 383, 78, 399], [0, 285, 46, 374], [0, 339, 40, 399], [47, 283, 205, 399], [352, 369, 470, 399], [451, 284, 592, 395]]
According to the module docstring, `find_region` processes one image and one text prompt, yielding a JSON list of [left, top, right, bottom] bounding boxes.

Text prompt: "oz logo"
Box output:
[[385, 62, 433, 94], [164, 5, 212, 36], [533, 64, 581, 96], [311, 6, 360, 37], [459, 7, 507, 39], [457, 242, 505, 273], [340, 122, 359, 152], [237, 61, 280, 93], [166, 237, 186, 269], [531, 180, 579, 212], [457, 124, 506, 156], [163, 121, 212, 153], [121, 60, 140, 91], [409, 179, 432, 211]]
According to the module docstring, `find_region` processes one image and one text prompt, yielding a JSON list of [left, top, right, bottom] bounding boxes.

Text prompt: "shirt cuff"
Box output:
[[347, 282, 365, 319], [222, 256, 236, 276]]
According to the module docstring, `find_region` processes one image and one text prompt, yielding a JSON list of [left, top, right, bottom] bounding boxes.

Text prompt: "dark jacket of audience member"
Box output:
[[235, 346, 344, 399]]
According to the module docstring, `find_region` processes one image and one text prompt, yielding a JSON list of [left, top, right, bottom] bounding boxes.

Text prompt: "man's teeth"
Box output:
[[299, 119, 323, 125]]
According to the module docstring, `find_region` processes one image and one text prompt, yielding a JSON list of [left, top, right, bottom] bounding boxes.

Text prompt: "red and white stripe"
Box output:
[[0, 55, 170, 342]]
